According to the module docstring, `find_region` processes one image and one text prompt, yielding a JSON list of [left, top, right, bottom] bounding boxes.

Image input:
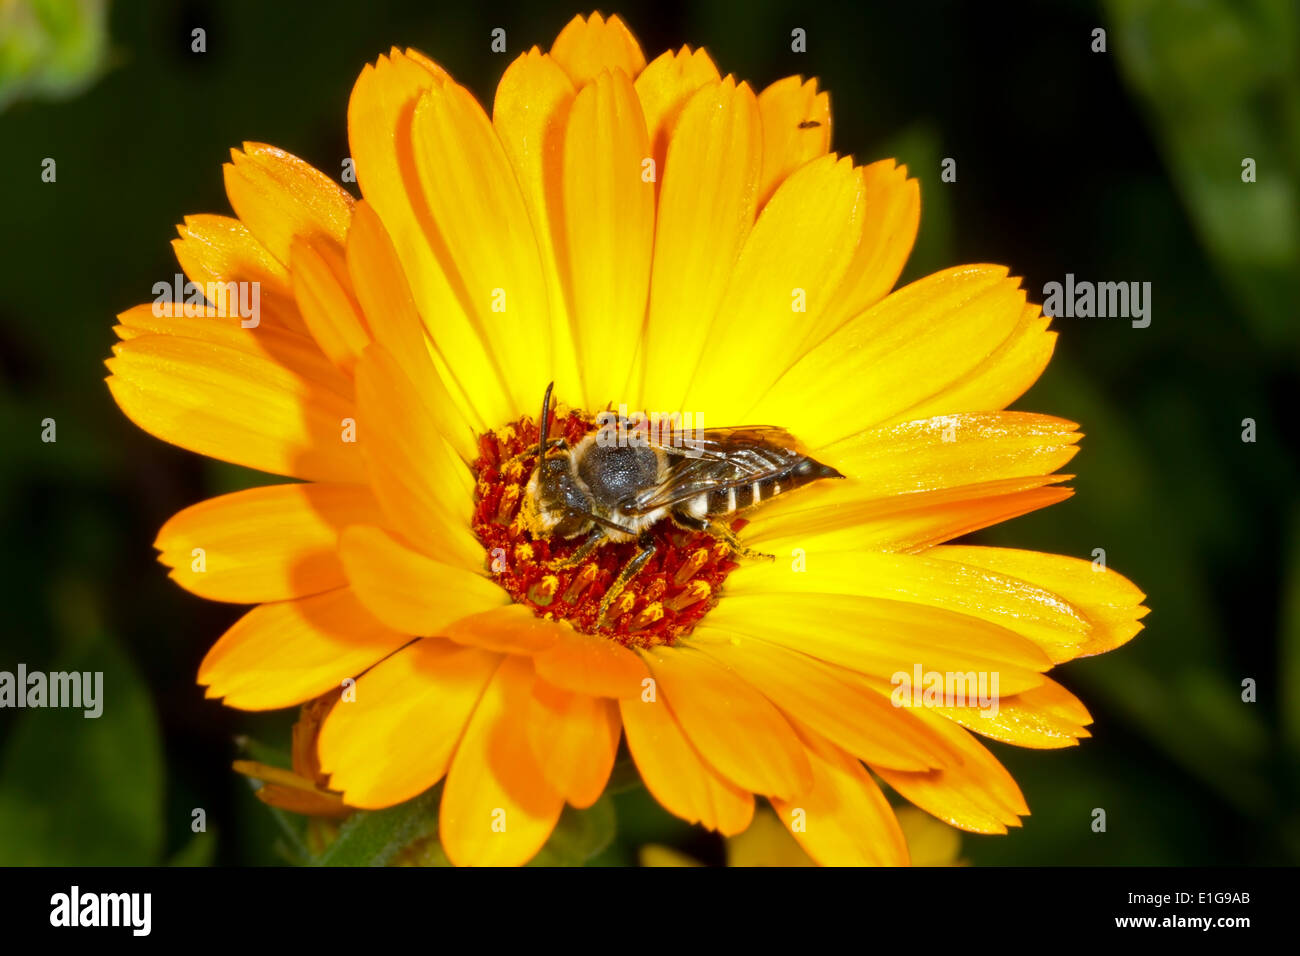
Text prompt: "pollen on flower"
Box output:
[[470, 407, 740, 648]]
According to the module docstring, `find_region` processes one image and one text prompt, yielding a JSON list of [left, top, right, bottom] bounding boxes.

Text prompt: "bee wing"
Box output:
[[619, 426, 803, 516]]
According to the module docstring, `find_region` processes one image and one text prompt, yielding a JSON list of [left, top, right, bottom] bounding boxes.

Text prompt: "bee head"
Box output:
[[519, 451, 591, 540]]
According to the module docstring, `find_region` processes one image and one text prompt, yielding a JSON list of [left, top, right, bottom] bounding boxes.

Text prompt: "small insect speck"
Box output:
[[798, 120, 822, 129]]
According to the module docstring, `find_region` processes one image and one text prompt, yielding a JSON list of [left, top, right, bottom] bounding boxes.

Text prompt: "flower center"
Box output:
[[470, 406, 740, 648]]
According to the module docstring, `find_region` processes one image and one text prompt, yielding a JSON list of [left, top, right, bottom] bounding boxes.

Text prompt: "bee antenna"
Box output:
[[537, 382, 555, 459]]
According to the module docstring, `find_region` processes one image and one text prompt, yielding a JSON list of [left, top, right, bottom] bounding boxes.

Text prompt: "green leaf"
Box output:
[[310, 788, 441, 867], [0, 636, 164, 864], [1104, 0, 1300, 348], [528, 795, 617, 867]]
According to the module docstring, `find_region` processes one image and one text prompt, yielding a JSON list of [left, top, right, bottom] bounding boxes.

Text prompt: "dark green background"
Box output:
[[1, 0, 1296, 865]]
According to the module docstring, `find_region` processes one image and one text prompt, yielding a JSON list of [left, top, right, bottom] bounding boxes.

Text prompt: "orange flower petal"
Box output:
[[317, 637, 500, 808], [744, 474, 1074, 554], [812, 159, 921, 341], [692, 628, 958, 772], [644, 645, 813, 800], [872, 707, 1029, 834], [930, 545, 1149, 657], [106, 333, 363, 483], [338, 525, 507, 635], [634, 45, 721, 178], [550, 13, 646, 87], [222, 143, 354, 267], [492, 48, 582, 401], [639, 78, 761, 412], [442, 604, 566, 655], [353, 343, 481, 568], [532, 627, 650, 698], [756, 75, 831, 207], [901, 302, 1057, 422], [527, 680, 621, 808], [560, 67, 654, 409], [705, 593, 1051, 695], [171, 214, 305, 334], [156, 482, 383, 603], [771, 728, 910, 866], [345, 201, 478, 463], [619, 694, 754, 835], [289, 237, 370, 375], [198, 588, 410, 710], [346, 51, 506, 430], [408, 79, 554, 417], [748, 265, 1030, 444], [440, 655, 565, 866], [684, 153, 864, 423]]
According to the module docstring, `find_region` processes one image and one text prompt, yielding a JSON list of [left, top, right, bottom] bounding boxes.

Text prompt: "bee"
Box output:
[[516, 384, 843, 618]]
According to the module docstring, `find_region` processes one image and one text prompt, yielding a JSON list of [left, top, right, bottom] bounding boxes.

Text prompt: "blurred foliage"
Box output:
[[0, 0, 110, 111], [0, 0, 1296, 866]]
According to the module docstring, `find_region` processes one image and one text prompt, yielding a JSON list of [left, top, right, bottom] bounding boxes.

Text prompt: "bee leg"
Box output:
[[598, 533, 656, 623], [544, 528, 605, 570], [672, 511, 774, 562]]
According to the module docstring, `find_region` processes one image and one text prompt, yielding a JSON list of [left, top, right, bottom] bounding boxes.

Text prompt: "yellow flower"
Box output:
[[106, 12, 1147, 866]]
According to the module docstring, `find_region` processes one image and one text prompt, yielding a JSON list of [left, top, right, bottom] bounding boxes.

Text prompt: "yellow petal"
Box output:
[[634, 45, 721, 178], [810, 159, 920, 342], [114, 302, 346, 390], [550, 13, 646, 86], [289, 237, 370, 375], [338, 525, 507, 635], [901, 303, 1057, 421], [532, 627, 650, 698], [771, 729, 910, 866], [409, 79, 554, 417], [353, 343, 481, 568], [724, 808, 814, 867], [930, 545, 1149, 657], [631, 45, 717, 179], [749, 265, 1029, 444], [705, 593, 1051, 695], [725, 546, 1092, 665], [443, 604, 567, 655], [643, 645, 813, 799], [440, 655, 566, 866], [318, 638, 500, 808], [934, 675, 1092, 750], [222, 143, 354, 267], [684, 153, 863, 422], [640, 78, 761, 412], [492, 49, 582, 402], [743, 474, 1073, 554], [347, 51, 505, 429], [873, 707, 1029, 834], [619, 695, 754, 835], [198, 588, 410, 710], [106, 333, 363, 483], [156, 482, 383, 603], [756, 75, 831, 207], [817, 412, 1080, 492], [345, 201, 478, 465], [560, 68, 654, 409], [171, 214, 305, 334], [692, 628, 958, 771], [527, 680, 620, 808]]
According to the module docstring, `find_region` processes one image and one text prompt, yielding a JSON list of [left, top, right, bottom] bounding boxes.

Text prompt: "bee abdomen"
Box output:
[[704, 456, 841, 516]]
